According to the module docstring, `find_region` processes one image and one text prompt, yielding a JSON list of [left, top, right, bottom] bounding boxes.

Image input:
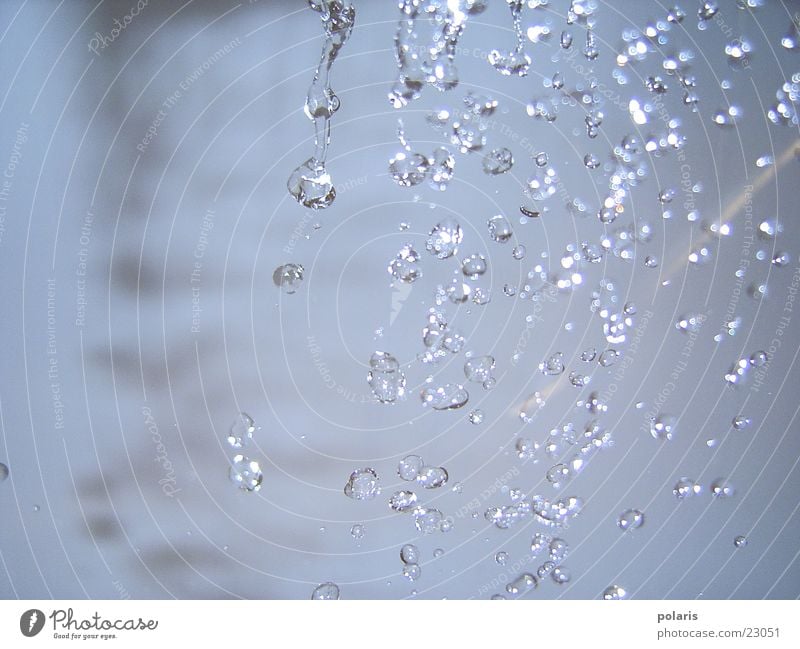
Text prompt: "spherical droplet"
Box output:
[[495, 551, 508, 565], [469, 409, 484, 425], [617, 508, 645, 532], [734, 535, 748, 548], [350, 524, 365, 540]]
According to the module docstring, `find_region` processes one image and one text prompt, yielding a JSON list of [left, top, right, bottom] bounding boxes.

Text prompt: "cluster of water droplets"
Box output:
[[227, 413, 263, 492]]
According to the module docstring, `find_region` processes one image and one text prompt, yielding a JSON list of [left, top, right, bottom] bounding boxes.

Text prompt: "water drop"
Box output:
[[427, 146, 456, 191], [512, 245, 526, 260], [505, 573, 537, 595], [539, 352, 565, 376], [617, 509, 644, 532], [288, 158, 336, 209], [469, 409, 484, 425], [602, 585, 627, 600], [311, 582, 340, 600], [227, 412, 255, 449], [350, 524, 365, 540], [0, 463, 8, 482], [400, 543, 419, 564], [488, 215, 514, 243], [273, 263, 305, 294], [711, 479, 735, 498], [344, 468, 380, 500], [732, 415, 751, 430], [417, 466, 449, 489], [367, 351, 407, 404], [421, 382, 469, 410], [426, 218, 463, 259], [402, 563, 421, 581], [398, 455, 424, 481], [552, 566, 570, 584], [483, 148, 514, 175], [495, 551, 508, 565], [413, 507, 444, 534], [389, 490, 418, 512], [464, 355, 495, 383], [229, 455, 263, 492], [388, 245, 423, 283], [734, 535, 748, 548], [650, 414, 676, 441]]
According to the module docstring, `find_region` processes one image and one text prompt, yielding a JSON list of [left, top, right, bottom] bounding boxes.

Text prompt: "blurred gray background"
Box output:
[[0, 0, 799, 599]]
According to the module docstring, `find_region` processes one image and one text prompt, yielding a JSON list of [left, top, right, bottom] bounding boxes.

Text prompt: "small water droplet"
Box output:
[[733, 535, 748, 548]]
